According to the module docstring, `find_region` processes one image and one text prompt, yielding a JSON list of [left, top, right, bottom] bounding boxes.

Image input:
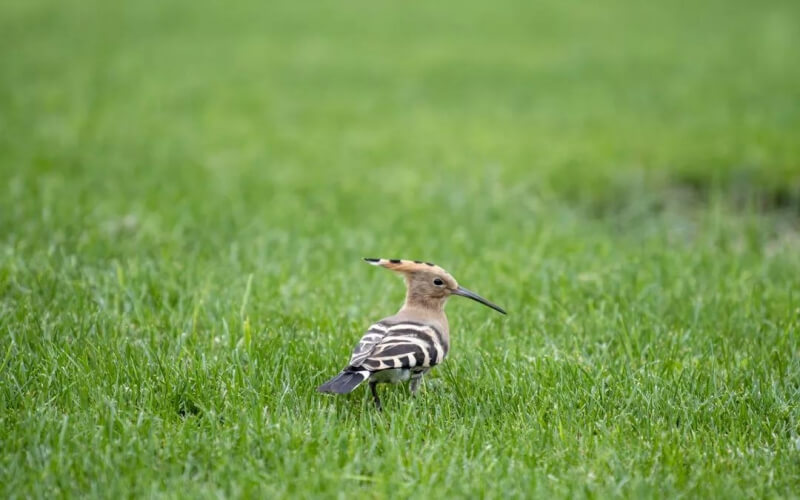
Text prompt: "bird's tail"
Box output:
[[317, 369, 370, 394]]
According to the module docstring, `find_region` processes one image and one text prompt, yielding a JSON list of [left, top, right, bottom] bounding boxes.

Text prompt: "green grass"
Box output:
[[2, 0, 800, 497]]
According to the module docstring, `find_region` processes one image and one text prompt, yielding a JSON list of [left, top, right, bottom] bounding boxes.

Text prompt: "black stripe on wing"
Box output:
[[386, 321, 448, 353], [360, 324, 445, 372], [347, 322, 389, 366], [385, 324, 447, 363]]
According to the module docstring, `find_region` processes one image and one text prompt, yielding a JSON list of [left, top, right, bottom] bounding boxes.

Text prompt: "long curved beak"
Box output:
[[453, 286, 506, 315]]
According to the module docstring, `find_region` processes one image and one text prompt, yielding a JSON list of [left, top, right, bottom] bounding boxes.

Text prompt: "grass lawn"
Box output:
[[2, 0, 799, 497]]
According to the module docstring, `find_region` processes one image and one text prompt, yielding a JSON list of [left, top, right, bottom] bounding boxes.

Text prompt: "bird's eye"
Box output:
[[433, 278, 444, 286]]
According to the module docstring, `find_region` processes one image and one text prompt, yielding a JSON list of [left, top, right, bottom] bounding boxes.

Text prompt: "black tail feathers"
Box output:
[[317, 369, 370, 394]]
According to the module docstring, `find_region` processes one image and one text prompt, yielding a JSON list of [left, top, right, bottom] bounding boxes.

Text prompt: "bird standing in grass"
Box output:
[[318, 258, 506, 410]]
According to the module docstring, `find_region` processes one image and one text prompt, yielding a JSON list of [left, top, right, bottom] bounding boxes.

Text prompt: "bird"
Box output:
[[317, 258, 506, 410]]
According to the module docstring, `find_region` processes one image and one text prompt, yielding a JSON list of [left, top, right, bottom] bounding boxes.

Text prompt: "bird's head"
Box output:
[[364, 258, 506, 314]]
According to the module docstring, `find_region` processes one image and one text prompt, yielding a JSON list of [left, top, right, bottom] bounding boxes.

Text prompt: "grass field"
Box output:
[[2, 0, 800, 497]]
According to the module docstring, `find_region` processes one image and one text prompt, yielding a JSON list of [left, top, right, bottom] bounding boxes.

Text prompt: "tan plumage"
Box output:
[[317, 258, 506, 410]]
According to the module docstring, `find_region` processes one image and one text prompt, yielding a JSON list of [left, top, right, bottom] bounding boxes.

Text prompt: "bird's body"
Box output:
[[318, 258, 505, 410]]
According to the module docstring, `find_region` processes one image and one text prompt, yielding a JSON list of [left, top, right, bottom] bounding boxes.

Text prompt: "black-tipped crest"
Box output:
[[362, 258, 507, 315]]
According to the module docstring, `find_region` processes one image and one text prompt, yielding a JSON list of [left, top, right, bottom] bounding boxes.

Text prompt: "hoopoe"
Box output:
[[317, 258, 506, 410]]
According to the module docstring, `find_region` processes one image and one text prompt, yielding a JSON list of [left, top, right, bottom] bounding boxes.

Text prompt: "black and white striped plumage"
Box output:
[[317, 258, 505, 410], [317, 320, 448, 396], [353, 321, 447, 370]]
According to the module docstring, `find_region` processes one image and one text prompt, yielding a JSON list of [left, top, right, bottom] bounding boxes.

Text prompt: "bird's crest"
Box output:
[[363, 258, 458, 287]]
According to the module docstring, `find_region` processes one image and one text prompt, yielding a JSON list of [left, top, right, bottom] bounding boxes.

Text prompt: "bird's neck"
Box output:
[[400, 292, 447, 315], [396, 294, 449, 337]]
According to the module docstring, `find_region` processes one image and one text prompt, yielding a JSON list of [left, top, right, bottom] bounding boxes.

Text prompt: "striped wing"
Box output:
[[354, 322, 447, 372], [348, 322, 390, 366]]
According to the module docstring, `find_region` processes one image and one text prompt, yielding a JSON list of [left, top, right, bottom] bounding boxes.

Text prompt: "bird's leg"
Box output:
[[370, 381, 382, 411], [409, 368, 429, 396], [409, 373, 423, 396]]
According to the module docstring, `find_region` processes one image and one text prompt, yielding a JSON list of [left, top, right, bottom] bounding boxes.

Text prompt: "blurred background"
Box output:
[[3, 0, 797, 243], [4, 0, 799, 310]]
